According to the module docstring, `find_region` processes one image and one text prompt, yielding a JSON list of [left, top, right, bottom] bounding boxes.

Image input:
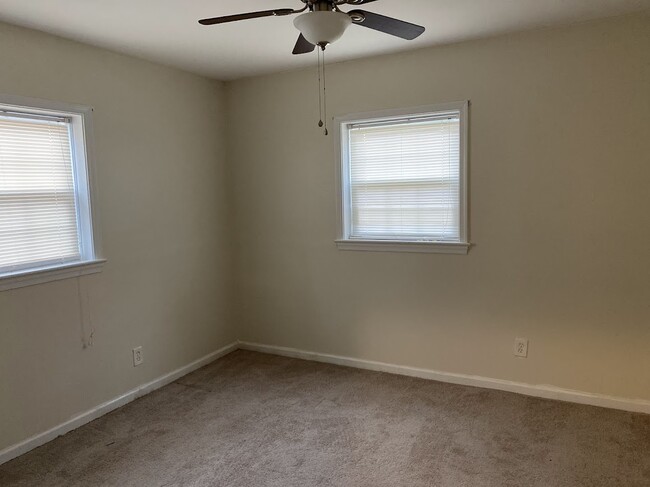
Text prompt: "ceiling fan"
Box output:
[[198, 0, 426, 54]]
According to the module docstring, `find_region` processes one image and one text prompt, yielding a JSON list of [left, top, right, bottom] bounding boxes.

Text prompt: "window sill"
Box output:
[[335, 240, 470, 254], [0, 259, 106, 292]]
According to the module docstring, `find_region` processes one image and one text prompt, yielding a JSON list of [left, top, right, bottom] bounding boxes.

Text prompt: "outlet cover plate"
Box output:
[[132, 346, 143, 366], [514, 338, 528, 358]]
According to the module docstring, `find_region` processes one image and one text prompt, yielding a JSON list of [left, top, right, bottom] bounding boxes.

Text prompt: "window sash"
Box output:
[[0, 112, 83, 274], [346, 114, 461, 242]]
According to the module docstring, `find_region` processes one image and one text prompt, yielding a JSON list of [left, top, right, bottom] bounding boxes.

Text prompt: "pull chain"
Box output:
[[322, 48, 328, 136], [317, 48, 323, 130], [316, 47, 328, 136]]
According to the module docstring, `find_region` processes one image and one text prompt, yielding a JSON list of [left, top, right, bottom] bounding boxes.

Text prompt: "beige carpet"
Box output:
[[1, 350, 648, 486]]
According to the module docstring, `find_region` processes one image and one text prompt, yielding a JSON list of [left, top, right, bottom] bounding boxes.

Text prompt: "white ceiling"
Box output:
[[0, 0, 648, 80]]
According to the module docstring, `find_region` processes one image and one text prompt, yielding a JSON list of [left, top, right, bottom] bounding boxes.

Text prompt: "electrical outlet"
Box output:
[[514, 338, 528, 358], [132, 346, 143, 366]]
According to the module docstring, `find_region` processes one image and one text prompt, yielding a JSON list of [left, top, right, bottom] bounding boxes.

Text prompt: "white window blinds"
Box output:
[[348, 113, 461, 241], [0, 113, 82, 273]]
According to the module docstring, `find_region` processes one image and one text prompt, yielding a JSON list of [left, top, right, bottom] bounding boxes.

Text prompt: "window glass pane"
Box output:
[[348, 115, 460, 241], [0, 114, 81, 272]]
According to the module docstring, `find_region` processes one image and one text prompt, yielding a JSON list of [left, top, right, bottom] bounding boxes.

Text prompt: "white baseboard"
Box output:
[[0, 341, 238, 466], [238, 341, 650, 415]]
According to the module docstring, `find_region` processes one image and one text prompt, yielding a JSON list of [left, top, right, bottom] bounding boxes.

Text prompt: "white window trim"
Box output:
[[334, 101, 470, 254], [0, 94, 105, 291], [0, 260, 106, 292]]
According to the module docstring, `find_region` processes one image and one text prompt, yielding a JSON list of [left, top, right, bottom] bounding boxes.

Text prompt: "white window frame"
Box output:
[[0, 94, 105, 291], [334, 101, 470, 255]]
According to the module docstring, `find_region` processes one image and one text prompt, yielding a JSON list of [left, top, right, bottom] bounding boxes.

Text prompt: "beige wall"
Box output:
[[226, 13, 650, 402], [0, 23, 235, 450]]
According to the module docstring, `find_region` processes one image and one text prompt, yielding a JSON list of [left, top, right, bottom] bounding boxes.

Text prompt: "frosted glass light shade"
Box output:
[[293, 11, 352, 46]]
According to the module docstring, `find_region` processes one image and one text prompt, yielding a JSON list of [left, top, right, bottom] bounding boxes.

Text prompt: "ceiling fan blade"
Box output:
[[199, 8, 296, 26], [349, 10, 425, 40], [345, 0, 379, 4], [292, 34, 315, 55]]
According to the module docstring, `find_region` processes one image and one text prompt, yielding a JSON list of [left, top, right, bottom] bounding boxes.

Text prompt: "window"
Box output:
[[0, 95, 103, 291], [335, 101, 469, 254]]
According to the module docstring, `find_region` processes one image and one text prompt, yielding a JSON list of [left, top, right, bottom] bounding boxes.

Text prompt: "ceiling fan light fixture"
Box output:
[[293, 11, 352, 47]]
